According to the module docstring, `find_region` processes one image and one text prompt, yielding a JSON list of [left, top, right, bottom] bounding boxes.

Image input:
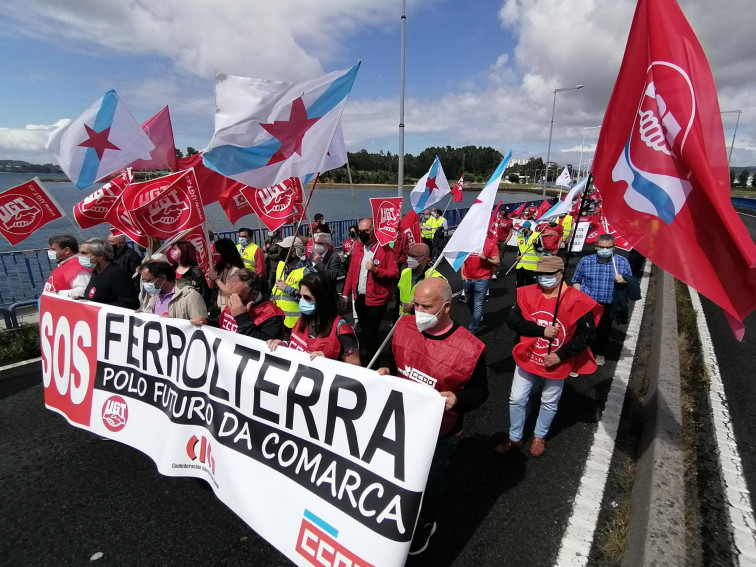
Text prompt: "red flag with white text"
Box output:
[[128, 106, 179, 172], [592, 0, 756, 339], [399, 210, 421, 249], [370, 197, 402, 246], [451, 175, 464, 202], [0, 178, 65, 245], [73, 169, 132, 229], [240, 177, 304, 232], [121, 169, 205, 240], [177, 153, 229, 205]]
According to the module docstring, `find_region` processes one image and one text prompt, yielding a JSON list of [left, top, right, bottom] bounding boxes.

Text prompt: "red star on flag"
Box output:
[[473, 198, 483, 205], [261, 97, 320, 165], [426, 176, 438, 193], [78, 124, 120, 160]]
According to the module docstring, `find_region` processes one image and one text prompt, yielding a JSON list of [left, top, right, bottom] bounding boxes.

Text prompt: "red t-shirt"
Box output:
[[462, 238, 498, 280]]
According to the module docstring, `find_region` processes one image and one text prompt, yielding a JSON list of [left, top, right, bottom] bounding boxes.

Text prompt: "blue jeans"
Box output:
[[462, 279, 489, 333], [509, 365, 565, 441]]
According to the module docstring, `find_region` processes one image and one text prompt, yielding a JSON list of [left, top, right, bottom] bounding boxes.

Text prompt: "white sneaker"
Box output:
[[569, 371, 579, 377], [596, 355, 606, 366]]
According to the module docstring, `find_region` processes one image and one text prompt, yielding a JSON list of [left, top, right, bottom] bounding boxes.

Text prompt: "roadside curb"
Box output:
[[0, 358, 42, 398], [622, 269, 686, 566], [0, 357, 41, 379]]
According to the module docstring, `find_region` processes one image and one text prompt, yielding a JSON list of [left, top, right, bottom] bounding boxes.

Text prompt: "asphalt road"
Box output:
[[1, 248, 635, 567], [699, 211, 756, 505]]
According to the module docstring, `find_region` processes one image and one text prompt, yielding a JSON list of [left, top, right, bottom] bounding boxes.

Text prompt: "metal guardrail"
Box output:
[[732, 196, 756, 211]]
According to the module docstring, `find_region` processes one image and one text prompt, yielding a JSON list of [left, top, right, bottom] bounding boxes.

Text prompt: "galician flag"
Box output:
[[443, 151, 512, 270], [46, 90, 155, 189], [555, 166, 572, 188], [203, 65, 359, 189], [411, 156, 451, 213], [537, 175, 590, 221]]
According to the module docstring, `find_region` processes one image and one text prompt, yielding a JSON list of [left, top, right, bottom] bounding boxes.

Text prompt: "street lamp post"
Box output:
[[543, 84, 584, 196], [721, 110, 742, 167], [578, 125, 601, 179]]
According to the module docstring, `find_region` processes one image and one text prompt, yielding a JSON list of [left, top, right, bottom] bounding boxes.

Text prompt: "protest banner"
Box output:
[[370, 197, 402, 247], [0, 178, 65, 245], [568, 221, 591, 252], [40, 293, 444, 566]]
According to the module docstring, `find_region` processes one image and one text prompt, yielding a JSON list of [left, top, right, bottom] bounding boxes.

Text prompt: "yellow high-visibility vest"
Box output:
[[516, 232, 541, 271], [272, 261, 305, 328], [237, 242, 260, 270], [421, 216, 444, 239], [561, 215, 573, 241], [397, 267, 447, 315]]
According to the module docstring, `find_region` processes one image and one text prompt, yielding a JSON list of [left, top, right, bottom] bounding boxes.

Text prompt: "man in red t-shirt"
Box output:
[[492, 210, 513, 280], [539, 218, 564, 256], [461, 235, 500, 334]]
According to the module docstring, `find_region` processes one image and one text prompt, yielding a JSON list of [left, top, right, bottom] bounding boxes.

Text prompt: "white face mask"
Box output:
[[407, 257, 420, 270], [47, 249, 58, 261], [415, 305, 445, 332]]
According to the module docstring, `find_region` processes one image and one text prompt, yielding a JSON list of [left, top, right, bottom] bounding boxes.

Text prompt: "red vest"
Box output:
[[290, 316, 354, 360], [44, 257, 90, 292], [392, 316, 486, 437], [219, 300, 284, 333], [513, 285, 602, 379], [541, 224, 564, 250]]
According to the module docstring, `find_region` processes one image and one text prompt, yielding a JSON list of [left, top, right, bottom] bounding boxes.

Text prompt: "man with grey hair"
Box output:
[[81, 238, 139, 309]]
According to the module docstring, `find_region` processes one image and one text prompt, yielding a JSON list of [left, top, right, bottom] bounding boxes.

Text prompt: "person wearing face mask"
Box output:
[[267, 272, 360, 365], [539, 218, 564, 256], [377, 278, 488, 555], [236, 228, 266, 279], [192, 269, 284, 340], [168, 240, 212, 309], [81, 238, 139, 309], [263, 229, 284, 289], [341, 218, 400, 363], [43, 234, 92, 299], [397, 243, 446, 316], [108, 233, 143, 292], [140, 261, 207, 320], [515, 220, 542, 287], [571, 234, 632, 366], [306, 229, 341, 282], [496, 255, 601, 457], [341, 224, 359, 271], [273, 236, 308, 332]]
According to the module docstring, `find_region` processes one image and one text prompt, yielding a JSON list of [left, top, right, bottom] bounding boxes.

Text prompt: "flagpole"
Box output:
[[547, 173, 593, 354], [346, 156, 357, 218], [397, 0, 406, 199]]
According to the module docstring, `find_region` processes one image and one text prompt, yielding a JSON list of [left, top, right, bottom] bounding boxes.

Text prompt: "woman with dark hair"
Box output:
[[267, 272, 360, 365], [208, 238, 244, 313], [168, 240, 212, 308]]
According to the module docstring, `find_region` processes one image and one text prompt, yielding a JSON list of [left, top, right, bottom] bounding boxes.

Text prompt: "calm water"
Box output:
[[0, 171, 540, 253]]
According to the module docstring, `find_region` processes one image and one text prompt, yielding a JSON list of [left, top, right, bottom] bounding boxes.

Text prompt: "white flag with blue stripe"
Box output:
[[410, 156, 451, 213], [442, 151, 512, 271], [203, 65, 359, 189], [537, 174, 590, 221]]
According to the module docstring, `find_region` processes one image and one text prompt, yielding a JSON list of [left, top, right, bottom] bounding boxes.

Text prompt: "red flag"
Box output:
[[592, 0, 756, 339], [121, 170, 206, 240], [128, 107, 179, 172], [399, 210, 422, 248], [218, 182, 255, 225], [601, 215, 633, 251], [166, 224, 213, 281], [370, 197, 402, 246], [534, 199, 552, 220], [511, 202, 526, 217], [0, 178, 64, 245], [240, 177, 303, 232], [488, 201, 502, 239], [451, 174, 464, 202], [104, 196, 149, 247], [73, 169, 132, 229], [177, 153, 230, 205]]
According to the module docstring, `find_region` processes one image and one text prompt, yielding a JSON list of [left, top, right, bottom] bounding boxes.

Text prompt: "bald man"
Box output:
[[378, 278, 488, 555], [397, 243, 447, 316]]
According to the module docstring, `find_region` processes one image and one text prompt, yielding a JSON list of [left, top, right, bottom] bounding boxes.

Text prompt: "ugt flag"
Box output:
[[592, 0, 756, 339], [46, 90, 155, 189], [73, 169, 132, 230], [370, 197, 402, 246], [443, 151, 512, 270], [411, 156, 451, 213], [0, 178, 65, 245], [203, 65, 359, 189], [240, 177, 304, 232]]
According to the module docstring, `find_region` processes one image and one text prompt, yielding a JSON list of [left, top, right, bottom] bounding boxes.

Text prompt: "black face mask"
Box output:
[[358, 232, 371, 243], [349, 232, 356, 238]]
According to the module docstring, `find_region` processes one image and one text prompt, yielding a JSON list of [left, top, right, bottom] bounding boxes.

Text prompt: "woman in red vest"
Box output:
[[495, 255, 602, 457], [267, 272, 360, 365]]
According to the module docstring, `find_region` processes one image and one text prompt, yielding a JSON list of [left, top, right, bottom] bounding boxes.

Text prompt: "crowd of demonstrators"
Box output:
[[139, 261, 207, 320], [209, 238, 244, 315], [378, 278, 489, 555], [80, 238, 140, 309], [192, 269, 284, 340], [236, 227, 266, 279], [269, 272, 360, 365], [272, 236, 308, 332], [461, 234, 500, 334], [44, 234, 91, 298], [168, 240, 212, 308], [398, 243, 446, 316], [572, 234, 634, 366], [341, 217, 399, 363], [420, 208, 447, 260]]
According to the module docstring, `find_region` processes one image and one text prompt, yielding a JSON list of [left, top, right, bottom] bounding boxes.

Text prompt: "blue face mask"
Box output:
[[596, 248, 614, 259], [537, 274, 559, 289], [299, 298, 316, 315], [142, 280, 161, 296], [78, 255, 96, 270]]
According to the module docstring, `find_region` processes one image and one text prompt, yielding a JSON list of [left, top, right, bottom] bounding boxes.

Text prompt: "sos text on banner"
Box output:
[[40, 293, 444, 567]]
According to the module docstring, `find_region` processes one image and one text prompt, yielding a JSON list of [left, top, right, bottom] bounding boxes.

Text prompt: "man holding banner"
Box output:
[[378, 278, 488, 555]]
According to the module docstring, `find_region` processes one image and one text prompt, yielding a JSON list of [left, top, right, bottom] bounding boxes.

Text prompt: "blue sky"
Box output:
[[1, 0, 754, 167]]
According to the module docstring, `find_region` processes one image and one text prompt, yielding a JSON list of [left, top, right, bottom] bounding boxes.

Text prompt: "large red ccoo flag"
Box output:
[[592, 0, 756, 339]]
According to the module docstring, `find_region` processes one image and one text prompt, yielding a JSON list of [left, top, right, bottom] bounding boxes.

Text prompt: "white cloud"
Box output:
[[0, 121, 67, 162]]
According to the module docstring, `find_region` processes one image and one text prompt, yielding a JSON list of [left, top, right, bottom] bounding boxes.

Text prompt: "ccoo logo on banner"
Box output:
[[40, 293, 444, 566]]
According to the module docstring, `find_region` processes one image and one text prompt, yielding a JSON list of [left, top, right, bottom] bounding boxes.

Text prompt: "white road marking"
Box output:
[[738, 211, 756, 219], [554, 261, 651, 566], [688, 287, 756, 564]]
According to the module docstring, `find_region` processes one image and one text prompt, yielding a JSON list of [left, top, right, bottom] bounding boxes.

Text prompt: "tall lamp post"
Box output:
[[543, 84, 584, 196], [721, 109, 742, 167], [578, 125, 601, 178]]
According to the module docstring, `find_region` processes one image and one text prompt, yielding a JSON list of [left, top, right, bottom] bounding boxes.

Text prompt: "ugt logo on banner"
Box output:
[[370, 197, 402, 247], [0, 178, 65, 246]]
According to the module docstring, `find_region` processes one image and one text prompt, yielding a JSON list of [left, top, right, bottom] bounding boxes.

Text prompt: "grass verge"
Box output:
[[0, 324, 40, 366]]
